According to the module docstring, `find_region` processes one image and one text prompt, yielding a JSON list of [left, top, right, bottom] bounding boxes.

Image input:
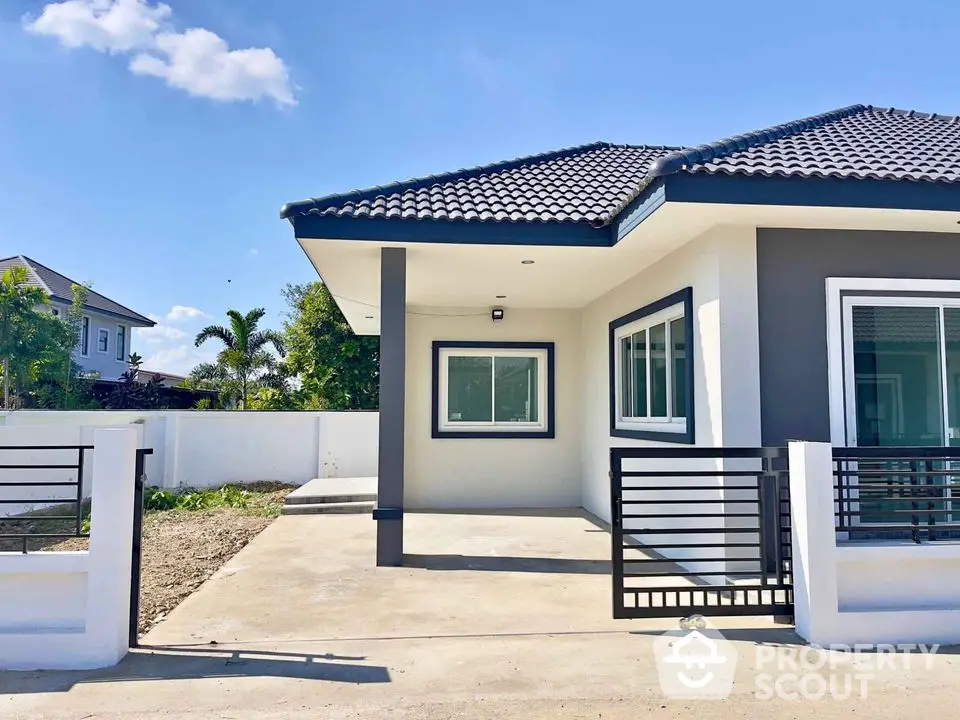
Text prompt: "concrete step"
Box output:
[[281, 501, 375, 516], [284, 492, 377, 506], [283, 477, 377, 508]]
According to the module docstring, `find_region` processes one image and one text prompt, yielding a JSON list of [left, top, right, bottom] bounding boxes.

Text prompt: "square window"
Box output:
[[433, 342, 554, 439], [609, 288, 694, 443]]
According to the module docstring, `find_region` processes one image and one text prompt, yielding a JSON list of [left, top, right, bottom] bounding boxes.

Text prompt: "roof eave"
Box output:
[[665, 171, 960, 213], [291, 214, 614, 247], [50, 297, 156, 327]]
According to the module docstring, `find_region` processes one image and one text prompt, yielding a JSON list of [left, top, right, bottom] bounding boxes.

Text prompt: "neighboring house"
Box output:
[[281, 103, 960, 564], [135, 369, 186, 388], [0, 256, 154, 381]]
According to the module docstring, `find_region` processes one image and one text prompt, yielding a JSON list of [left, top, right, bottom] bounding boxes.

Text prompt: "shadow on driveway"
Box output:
[[404, 553, 610, 574], [0, 646, 391, 695]]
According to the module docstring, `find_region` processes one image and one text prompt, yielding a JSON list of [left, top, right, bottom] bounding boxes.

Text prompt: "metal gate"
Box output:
[[610, 446, 793, 620], [129, 448, 153, 648]]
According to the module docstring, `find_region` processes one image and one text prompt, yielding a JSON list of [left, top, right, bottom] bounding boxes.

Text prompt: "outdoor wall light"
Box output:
[[491, 307, 505, 322]]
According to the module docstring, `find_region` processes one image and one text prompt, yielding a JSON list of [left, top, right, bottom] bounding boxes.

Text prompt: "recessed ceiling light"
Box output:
[[496, 295, 506, 299], [521, 260, 535, 265]]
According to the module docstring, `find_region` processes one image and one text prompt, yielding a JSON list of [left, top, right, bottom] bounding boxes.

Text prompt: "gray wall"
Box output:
[[756, 228, 960, 445]]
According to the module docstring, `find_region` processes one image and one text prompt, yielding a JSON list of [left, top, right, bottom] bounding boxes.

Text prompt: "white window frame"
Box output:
[[116, 324, 126, 362], [613, 301, 687, 435], [80, 316, 90, 357], [826, 279, 960, 531], [826, 277, 960, 446], [437, 347, 548, 433], [97, 328, 109, 354]]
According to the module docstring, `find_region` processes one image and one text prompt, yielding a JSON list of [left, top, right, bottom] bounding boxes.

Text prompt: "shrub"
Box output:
[[144, 487, 177, 511], [175, 491, 208, 511], [216, 484, 251, 508], [140, 484, 261, 514]]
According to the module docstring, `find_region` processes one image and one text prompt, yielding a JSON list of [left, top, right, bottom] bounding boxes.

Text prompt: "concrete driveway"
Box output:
[[3, 510, 959, 719]]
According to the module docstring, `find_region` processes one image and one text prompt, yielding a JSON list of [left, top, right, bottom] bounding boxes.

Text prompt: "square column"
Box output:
[[376, 247, 406, 566]]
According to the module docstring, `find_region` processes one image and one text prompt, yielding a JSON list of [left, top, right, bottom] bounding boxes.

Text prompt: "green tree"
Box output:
[[128, 352, 144, 377], [194, 308, 285, 410], [282, 282, 379, 410], [0, 266, 75, 408], [60, 282, 91, 403], [184, 361, 241, 408]]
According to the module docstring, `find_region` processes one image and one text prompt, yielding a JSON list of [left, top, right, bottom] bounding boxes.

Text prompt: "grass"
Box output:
[[0, 482, 294, 552], [142, 482, 292, 518]]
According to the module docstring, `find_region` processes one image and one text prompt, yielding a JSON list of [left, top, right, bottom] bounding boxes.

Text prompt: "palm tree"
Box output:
[[194, 308, 285, 409]]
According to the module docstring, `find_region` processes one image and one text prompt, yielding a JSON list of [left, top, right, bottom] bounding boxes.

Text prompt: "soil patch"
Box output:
[[5, 481, 295, 636]]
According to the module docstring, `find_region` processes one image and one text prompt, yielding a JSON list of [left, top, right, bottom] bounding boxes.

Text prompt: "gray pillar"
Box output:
[[376, 247, 406, 566]]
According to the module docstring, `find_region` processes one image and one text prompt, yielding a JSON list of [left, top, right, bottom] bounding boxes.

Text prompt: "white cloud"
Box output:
[[141, 344, 215, 376], [26, 0, 170, 53], [249, 248, 259, 256], [134, 323, 186, 344], [165, 304, 209, 323], [134, 304, 213, 374], [130, 28, 295, 105], [25, 0, 295, 106]]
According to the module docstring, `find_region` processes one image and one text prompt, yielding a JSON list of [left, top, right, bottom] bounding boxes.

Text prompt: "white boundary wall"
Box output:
[[0, 411, 378, 494], [789, 441, 960, 646], [0, 428, 138, 670]]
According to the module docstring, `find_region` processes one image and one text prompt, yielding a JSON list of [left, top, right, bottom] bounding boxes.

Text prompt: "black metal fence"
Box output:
[[0, 445, 92, 553], [610, 446, 793, 619], [130, 447, 152, 648], [833, 446, 960, 543]]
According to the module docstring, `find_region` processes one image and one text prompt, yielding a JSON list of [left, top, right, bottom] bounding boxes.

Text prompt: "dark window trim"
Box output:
[[608, 287, 695, 444], [81, 316, 90, 356], [431, 340, 556, 439]]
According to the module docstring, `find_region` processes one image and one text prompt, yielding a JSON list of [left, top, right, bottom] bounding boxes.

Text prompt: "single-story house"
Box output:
[[0, 255, 154, 381], [282, 103, 960, 565]]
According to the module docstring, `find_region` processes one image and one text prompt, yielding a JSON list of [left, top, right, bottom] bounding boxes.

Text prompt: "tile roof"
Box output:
[[0, 256, 154, 326], [283, 104, 960, 227], [282, 142, 680, 226], [650, 105, 960, 184]]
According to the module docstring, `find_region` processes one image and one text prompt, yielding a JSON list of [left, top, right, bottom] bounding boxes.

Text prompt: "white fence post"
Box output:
[[788, 440, 840, 646], [86, 428, 137, 667], [163, 414, 180, 488]]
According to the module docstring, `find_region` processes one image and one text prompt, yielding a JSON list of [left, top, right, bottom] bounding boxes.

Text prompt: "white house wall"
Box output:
[[404, 307, 582, 508], [579, 226, 762, 526], [51, 302, 135, 381]]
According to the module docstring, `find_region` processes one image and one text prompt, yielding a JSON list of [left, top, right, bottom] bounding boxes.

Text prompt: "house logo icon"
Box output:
[[653, 616, 738, 699]]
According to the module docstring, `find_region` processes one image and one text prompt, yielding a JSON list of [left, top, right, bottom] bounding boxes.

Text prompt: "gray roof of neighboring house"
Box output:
[[282, 104, 960, 227], [0, 256, 154, 326]]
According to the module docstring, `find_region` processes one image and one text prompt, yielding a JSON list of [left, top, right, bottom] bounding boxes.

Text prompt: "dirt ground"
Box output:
[[2, 482, 295, 636]]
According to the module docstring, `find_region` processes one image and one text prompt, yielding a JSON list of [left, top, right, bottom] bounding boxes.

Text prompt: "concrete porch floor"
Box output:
[[3, 511, 959, 719]]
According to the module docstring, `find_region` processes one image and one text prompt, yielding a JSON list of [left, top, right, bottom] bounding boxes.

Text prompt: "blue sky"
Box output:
[[1, 0, 957, 374]]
